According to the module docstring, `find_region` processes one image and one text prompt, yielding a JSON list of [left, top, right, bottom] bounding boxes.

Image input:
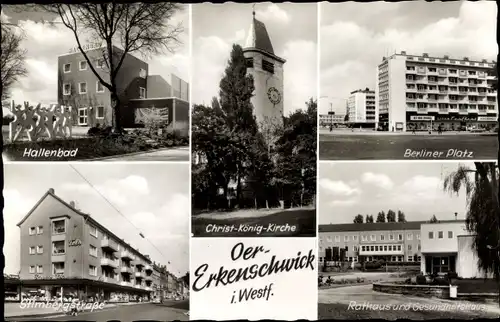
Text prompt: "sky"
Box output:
[[319, 1, 498, 114], [1, 4, 189, 108], [191, 3, 317, 115], [3, 163, 190, 277], [318, 162, 474, 225]]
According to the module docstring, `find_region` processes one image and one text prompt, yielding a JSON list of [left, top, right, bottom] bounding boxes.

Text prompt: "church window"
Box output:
[[245, 57, 254, 68], [262, 59, 275, 74]]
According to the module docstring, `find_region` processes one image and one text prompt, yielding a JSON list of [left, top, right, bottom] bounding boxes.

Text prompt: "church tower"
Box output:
[[243, 9, 286, 134]]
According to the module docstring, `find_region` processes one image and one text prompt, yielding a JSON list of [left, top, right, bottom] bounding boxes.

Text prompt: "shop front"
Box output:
[[406, 114, 497, 131]]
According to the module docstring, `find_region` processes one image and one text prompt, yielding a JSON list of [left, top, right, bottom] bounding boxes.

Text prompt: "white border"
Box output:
[[314, 2, 321, 321]]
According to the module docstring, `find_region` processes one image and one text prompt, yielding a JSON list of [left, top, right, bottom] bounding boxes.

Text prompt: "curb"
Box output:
[[87, 145, 189, 161], [5, 302, 149, 320]]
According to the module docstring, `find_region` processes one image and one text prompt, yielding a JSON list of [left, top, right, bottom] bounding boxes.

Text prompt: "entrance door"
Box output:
[[425, 255, 432, 274], [432, 256, 449, 273]]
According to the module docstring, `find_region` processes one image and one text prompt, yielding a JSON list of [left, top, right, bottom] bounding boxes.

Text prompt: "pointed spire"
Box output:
[[244, 5, 275, 55]]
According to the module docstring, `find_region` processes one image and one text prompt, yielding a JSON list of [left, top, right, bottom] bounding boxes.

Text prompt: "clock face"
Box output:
[[267, 87, 282, 105]]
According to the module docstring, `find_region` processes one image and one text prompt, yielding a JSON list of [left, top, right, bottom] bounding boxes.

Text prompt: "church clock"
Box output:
[[267, 87, 281, 105]]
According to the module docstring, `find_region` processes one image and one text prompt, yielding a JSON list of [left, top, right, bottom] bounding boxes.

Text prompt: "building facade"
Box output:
[[319, 112, 346, 127], [243, 12, 286, 133], [320, 219, 493, 278], [16, 188, 173, 302], [376, 51, 497, 132], [58, 45, 189, 130], [347, 88, 376, 127], [319, 222, 422, 266]]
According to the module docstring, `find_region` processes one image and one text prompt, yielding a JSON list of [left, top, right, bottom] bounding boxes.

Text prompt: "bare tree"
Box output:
[[35, 3, 184, 133], [1, 20, 27, 101]]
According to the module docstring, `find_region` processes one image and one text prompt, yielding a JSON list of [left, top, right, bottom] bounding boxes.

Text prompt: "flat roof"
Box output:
[[319, 220, 466, 233]]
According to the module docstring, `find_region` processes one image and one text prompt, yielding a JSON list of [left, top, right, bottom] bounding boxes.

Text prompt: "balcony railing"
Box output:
[[120, 267, 133, 274], [101, 239, 119, 252], [135, 272, 144, 278], [101, 258, 119, 268], [120, 251, 133, 260]]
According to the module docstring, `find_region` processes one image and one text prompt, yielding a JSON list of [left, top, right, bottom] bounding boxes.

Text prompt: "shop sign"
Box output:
[[435, 116, 478, 122], [410, 115, 435, 121], [69, 43, 103, 54], [477, 116, 497, 122], [34, 274, 65, 280], [69, 239, 82, 247]]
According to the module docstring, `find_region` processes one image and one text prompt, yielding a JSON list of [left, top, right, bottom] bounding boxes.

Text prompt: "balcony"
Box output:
[[120, 281, 131, 287], [145, 275, 153, 281], [468, 73, 478, 79], [120, 267, 133, 274], [438, 108, 449, 114], [417, 108, 428, 114], [120, 251, 133, 260], [101, 239, 118, 252], [428, 106, 439, 112], [468, 83, 478, 87], [406, 78, 415, 83], [459, 109, 469, 114], [145, 287, 152, 291], [135, 272, 144, 279], [133, 261, 145, 268], [145, 265, 152, 272], [101, 258, 119, 268]]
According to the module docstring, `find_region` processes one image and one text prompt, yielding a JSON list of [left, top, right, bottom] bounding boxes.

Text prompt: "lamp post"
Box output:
[[320, 96, 349, 129]]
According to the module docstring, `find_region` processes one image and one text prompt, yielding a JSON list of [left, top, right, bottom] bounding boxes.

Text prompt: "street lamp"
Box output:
[[319, 96, 349, 128]]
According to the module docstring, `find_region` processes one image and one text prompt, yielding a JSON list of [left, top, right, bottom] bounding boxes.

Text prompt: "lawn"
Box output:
[[191, 208, 316, 237], [3, 133, 188, 161]]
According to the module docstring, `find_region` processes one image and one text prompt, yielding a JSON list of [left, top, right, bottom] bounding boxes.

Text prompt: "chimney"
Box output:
[[401, 51, 406, 55], [423, 53, 429, 58], [463, 57, 469, 61], [48, 188, 55, 194], [454, 212, 458, 220], [444, 55, 449, 59]]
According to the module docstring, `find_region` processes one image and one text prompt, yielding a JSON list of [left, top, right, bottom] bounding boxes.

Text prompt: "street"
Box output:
[[192, 208, 316, 237], [319, 132, 497, 160], [11, 301, 189, 322], [94, 147, 189, 161], [318, 284, 500, 320]]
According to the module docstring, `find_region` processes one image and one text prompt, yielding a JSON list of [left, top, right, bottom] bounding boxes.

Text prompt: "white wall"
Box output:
[[388, 56, 407, 131], [457, 235, 494, 279], [420, 221, 469, 253]]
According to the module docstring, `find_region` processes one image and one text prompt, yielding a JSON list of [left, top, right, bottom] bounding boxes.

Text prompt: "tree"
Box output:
[[376, 211, 386, 223], [387, 209, 396, 222], [35, 3, 184, 133], [429, 215, 438, 223], [443, 162, 500, 305], [397, 210, 406, 223], [1, 20, 27, 100], [353, 214, 363, 224], [366, 214, 374, 223], [181, 271, 189, 287]]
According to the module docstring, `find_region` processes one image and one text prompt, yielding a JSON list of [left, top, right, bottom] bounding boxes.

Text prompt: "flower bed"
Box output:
[[373, 282, 451, 299]]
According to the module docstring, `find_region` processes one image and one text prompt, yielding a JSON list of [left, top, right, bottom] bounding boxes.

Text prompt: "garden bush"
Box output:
[[416, 274, 427, 285], [447, 271, 458, 279]]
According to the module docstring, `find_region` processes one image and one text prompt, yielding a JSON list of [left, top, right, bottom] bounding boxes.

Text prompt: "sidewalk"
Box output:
[[319, 129, 495, 136], [5, 301, 148, 319]]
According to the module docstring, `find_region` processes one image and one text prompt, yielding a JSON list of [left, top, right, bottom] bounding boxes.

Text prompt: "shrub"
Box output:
[[447, 271, 458, 279], [433, 275, 449, 286], [416, 274, 427, 285], [364, 261, 382, 270]]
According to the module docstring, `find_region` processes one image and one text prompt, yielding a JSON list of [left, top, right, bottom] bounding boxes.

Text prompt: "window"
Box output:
[[29, 246, 36, 255], [89, 245, 98, 257], [370, 234, 376, 241], [79, 60, 87, 71], [397, 245, 402, 251], [89, 265, 97, 276], [348, 257, 352, 262], [408, 245, 412, 251], [407, 233, 413, 240], [448, 231, 453, 238], [78, 107, 88, 125], [262, 59, 275, 74], [354, 257, 358, 262], [327, 237, 332, 242], [29, 227, 36, 235], [79, 82, 87, 94], [370, 246, 374, 251], [384, 245, 387, 251], [37, 245, 43, 254], [37, 265, 43, 273], [353, 246, 358, 252], [389, 234, 394, 240], [344, 235, 349, 241], [29, 266, 35, 273], [428, 232, 434, 239], [52, 241, 65, 255], [96, 106, 104, 119], [398, 234, 403, 241], [139, 68, 147, 78], [353, 235, 358, 241], [52, 219, 66, 234], [408, 256, 413, 262], [96, 81, 105, 93], [361, 235, 367, 241], [37, 226, 43, 234], [89, 225, 98, 238], [380, 235, 385, 241], [245, 57, 254, 68], [53, 262, 65, 274], [417, 256, 422, 262], [438, 231, 443, 239], [97, 59, 105, 69], [63, 84, 71, 96], [388, 245, 392, 251], [398, 256, 403, 262], [362, 246, 366, 251], [63, 63, 71, 73], [139, 87, 146, 99], [345, 246, 349, 251]]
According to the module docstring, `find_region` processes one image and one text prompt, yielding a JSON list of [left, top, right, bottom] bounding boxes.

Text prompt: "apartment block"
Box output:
[[347, 88, 376, 127], [376, 51, 497, 132]]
